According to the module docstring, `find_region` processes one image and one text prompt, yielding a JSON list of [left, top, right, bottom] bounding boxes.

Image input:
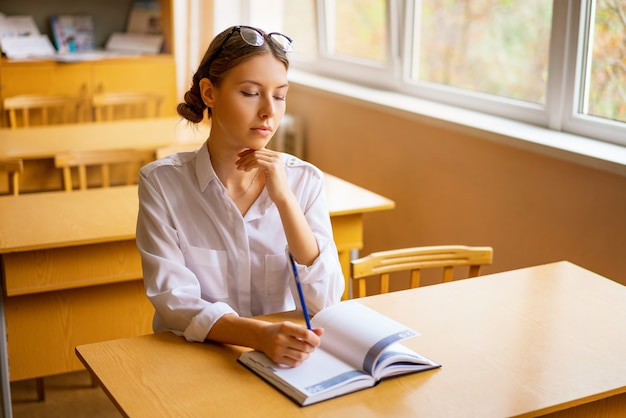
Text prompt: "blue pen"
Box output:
[[288, 252, 312, 330]]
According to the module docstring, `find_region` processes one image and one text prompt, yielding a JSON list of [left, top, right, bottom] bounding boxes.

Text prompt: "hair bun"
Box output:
[[177, 90, 206, 123]]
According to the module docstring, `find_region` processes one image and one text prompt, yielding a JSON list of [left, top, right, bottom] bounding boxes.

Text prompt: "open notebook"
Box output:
[[238, 301, 441, 406]]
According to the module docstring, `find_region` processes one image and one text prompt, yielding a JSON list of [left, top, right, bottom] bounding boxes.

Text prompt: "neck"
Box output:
[[207, 137, 239, 172], [206, 143, 260, 200]]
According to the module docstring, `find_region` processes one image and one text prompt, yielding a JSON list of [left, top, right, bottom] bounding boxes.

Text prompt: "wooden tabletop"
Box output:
[[0, 173, 393, 253], [0, 117, 210, 159], [323, 173, 394, 216], [76, 261, 626, 417], [0, 186, 139, 253]]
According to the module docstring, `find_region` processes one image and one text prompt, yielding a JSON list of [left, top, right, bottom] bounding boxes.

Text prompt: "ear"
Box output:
[[199, 78, 216, 108]]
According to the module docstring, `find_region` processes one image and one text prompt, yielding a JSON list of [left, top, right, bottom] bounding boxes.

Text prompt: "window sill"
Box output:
[[288, 69, 626, 178]]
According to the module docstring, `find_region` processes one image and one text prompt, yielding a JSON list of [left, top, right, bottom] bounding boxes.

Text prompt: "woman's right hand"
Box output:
[[258, 321, 324, 367]]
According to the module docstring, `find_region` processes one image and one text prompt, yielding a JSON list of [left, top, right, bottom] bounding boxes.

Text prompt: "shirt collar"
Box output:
[[195, 141, 216, 191]]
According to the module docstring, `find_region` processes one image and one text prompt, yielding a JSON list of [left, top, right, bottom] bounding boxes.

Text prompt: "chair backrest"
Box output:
[[92, 92, 163, 122], [350, 245, 493, 298], [3, 95, 83, 128], [54, 149, 155, 192], [0, 158, 24, 196]]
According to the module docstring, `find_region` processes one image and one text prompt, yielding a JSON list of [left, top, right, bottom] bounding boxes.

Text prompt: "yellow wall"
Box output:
[[286, 83, 626, 286]]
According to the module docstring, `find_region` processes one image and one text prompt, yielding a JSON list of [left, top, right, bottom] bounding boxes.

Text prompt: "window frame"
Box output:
[[306, 0, 402, 89], [559, 0, 626, 146]]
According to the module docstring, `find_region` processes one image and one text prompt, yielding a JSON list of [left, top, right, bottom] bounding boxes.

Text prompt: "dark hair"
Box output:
[[177, 26, 290, 123]]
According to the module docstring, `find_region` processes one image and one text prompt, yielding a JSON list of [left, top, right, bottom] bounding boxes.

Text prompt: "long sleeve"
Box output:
[[285, 169, 344, 315]]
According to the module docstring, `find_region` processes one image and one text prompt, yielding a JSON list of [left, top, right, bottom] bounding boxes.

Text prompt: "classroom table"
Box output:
[[0, 175, 393, 416], [0, 117, 209, 160], [75, 261, 626, 418], [0, 117, 210, 193]]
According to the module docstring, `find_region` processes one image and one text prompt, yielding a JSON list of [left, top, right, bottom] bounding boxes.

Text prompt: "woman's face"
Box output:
[[203, 53, 289, 151]]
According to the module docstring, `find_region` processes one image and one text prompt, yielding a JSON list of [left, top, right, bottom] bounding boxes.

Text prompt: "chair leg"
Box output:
[[90, 373, 98, 387], [36, 377, 45, 401]]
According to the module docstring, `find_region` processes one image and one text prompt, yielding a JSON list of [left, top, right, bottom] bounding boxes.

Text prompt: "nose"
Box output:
[[258, 94, 275, 119]]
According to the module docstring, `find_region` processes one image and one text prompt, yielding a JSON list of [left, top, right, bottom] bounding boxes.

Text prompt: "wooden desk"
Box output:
[[0, 118, 208, 160], [76, 262, 626, 418], [0, 186, 152, 383], [0, 186, 151, 418], [0, 176, 393, 413], [0, 118, 209, 193]]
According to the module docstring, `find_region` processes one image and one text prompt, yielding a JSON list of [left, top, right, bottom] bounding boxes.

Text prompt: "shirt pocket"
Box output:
[[184, 246, 228, 300], [264, 253, 290, 296]]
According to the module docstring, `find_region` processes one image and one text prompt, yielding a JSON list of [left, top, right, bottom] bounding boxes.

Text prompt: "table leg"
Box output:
[[338, 249, 351, 300], [0, 294, 13, 418], [331, 214, 364, 300]]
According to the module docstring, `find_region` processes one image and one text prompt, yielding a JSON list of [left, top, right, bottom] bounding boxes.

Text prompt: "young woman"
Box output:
[[136, 26, 344, 367]]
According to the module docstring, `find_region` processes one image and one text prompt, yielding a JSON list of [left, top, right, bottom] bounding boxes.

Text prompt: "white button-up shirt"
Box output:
[[136, 142, 344, 342]]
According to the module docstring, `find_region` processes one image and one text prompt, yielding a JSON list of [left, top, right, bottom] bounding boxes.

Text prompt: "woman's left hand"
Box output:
[[236, 148, 290, 205]]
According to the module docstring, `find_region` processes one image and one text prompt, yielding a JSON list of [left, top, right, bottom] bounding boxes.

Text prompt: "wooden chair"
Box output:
[[351, 245, 494, 298], [92, 91, 163, 122], [3, 94, 83, 128], [0, 158, 23, 195], [54, 149, 155, 191]]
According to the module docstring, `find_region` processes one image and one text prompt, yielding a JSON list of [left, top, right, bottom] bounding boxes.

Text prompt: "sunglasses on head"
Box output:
[[205, 26, 293, 70]]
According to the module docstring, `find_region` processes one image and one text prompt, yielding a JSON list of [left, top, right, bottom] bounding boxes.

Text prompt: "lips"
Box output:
[[252, 126, 272, 135]]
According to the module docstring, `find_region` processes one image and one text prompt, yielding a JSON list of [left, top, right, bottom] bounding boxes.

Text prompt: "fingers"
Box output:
[[235, 149, 257, 171], [263, 322, 323, 367], [235, 149, 291, 203], [236, 149, 284, 173]]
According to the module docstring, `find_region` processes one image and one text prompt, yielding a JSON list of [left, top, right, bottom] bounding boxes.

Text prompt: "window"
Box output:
[[403, 0, 552, 127], [563, 0, 626, 144], [410, 1, 552, 105], [285, 1, 318, 61], [583, 0, 626, 124], [325, 0, 387, 63], [247, 0, 626, 147], [251, 0, 318, 62]]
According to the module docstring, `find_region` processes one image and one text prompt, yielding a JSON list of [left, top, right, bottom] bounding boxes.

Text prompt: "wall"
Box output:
[[287, 83, 626, 286]]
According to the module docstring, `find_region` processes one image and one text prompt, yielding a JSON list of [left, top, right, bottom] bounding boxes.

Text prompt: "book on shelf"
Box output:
[[0, 14, 41, 38], [0, 35, 55, 59], [105, 32, 163, 55], [126, 0, 162, 35], [238, 301, 441, 406], [50, 15, 94, 53], [103, 1, 163, 55], [0, 14, 56, 59]]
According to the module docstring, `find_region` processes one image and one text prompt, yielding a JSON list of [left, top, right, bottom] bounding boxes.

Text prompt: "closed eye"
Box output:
[[241, 91, 258, 97]]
